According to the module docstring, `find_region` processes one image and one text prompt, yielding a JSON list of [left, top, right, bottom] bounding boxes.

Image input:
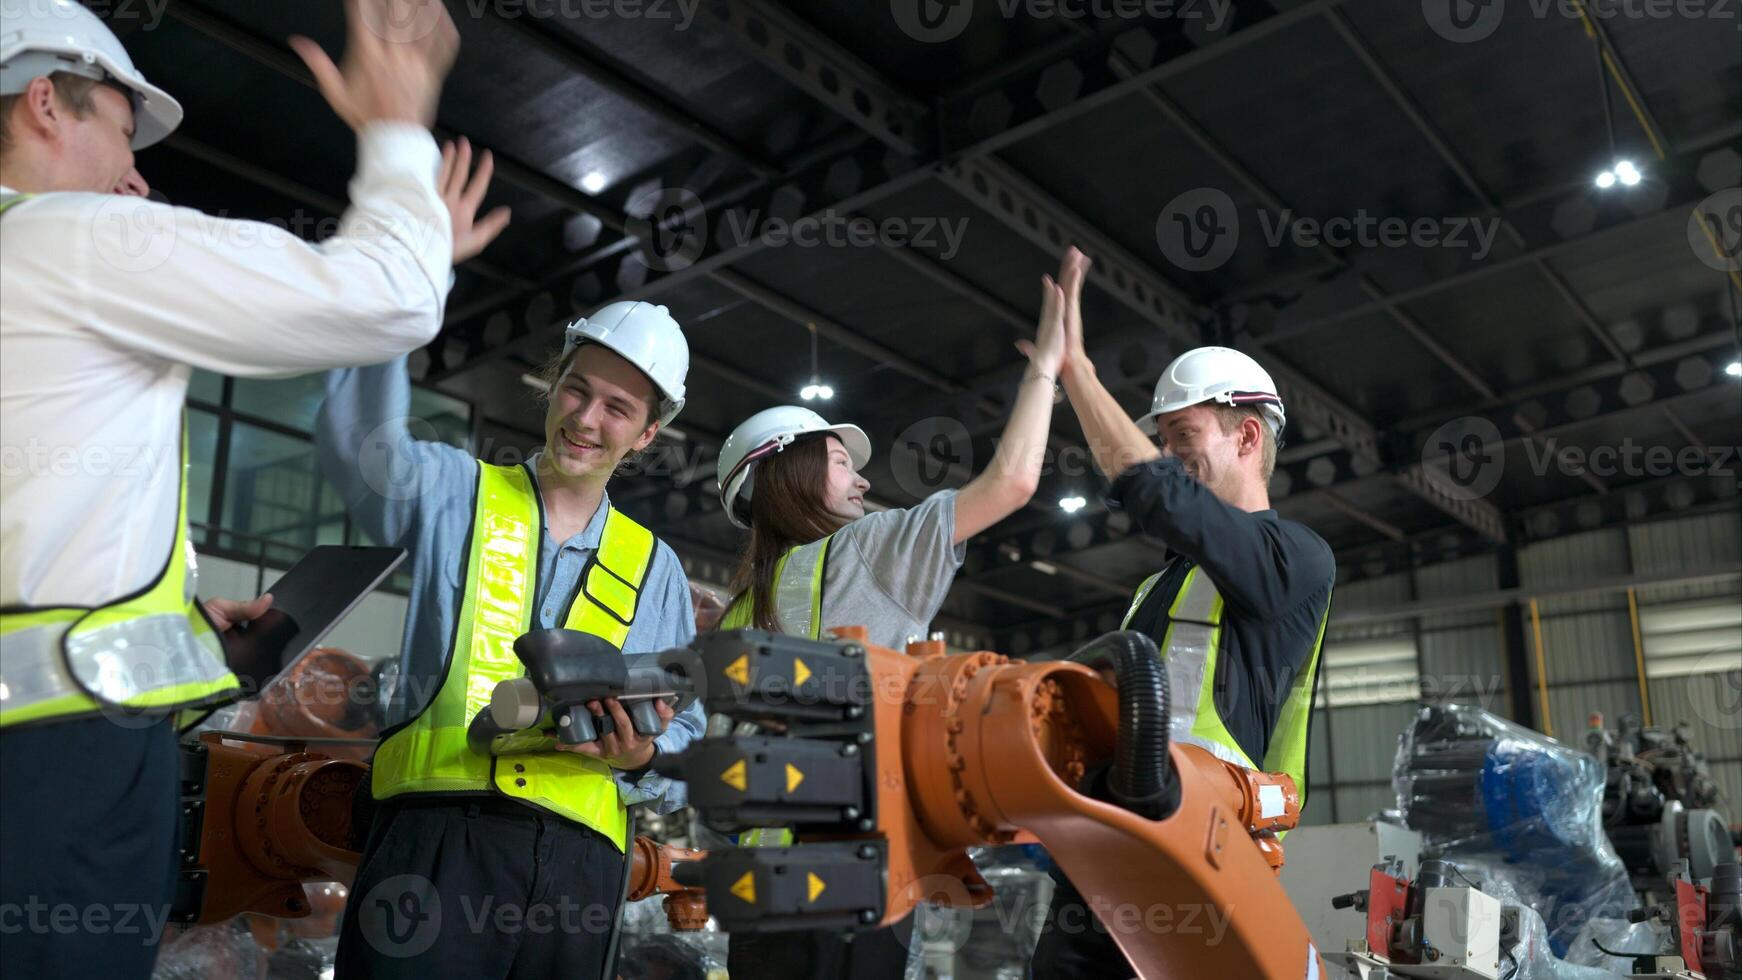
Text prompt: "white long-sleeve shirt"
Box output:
[[0, 122, 453, 609]]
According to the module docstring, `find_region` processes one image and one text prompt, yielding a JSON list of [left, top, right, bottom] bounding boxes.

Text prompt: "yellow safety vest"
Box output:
[[1122, 565, 1329, 809], [0, 420, 242, 728], [369, 462, 657, 850], [719, 535, 832, 847], [1, 193, 241, 728], [719, 535, 832, 637]]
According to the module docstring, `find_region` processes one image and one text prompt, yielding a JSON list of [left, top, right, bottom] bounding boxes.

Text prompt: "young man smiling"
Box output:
[[317, 294, 705, 979]]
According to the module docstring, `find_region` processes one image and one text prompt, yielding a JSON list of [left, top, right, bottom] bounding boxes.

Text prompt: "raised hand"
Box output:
[[439, 137, 512, 263], [1057, 246, 1091, 377], [1016, 273, 1067, 381], [288, 0, 460, 131]]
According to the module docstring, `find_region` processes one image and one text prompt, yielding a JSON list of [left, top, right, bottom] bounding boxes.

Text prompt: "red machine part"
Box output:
[[250, 647, 378, 759], [1676, 876, 1708, 976], [626, 835, 711, 931], [830, 639, 1325, 980], [193, 732, 711, 929], [1365, 866, 1414, 964], [190, 733, 369, 923]]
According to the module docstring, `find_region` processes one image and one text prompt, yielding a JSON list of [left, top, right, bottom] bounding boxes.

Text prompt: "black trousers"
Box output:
[[1028, 870, 1137, 979], [0, 715, 180, 980], [336, 797, 627, 980]]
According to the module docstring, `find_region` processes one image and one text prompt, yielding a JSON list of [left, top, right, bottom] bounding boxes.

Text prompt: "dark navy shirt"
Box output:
[[1110, 457, 1336, 772]]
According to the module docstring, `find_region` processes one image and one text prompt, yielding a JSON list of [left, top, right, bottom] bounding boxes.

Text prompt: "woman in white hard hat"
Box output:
[[717, 260, 1076, 979], [315, 297, 707, 979]]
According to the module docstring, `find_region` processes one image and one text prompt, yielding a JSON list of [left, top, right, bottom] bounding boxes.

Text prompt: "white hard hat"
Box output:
[[1137, 346, 1286, 439], [0, 0, 181, 150], [562, 301, 689, 426], [717, 405, 871, 530]]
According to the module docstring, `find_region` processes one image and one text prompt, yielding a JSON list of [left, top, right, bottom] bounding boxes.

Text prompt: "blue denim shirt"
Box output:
[[315, 356, 703, 812]]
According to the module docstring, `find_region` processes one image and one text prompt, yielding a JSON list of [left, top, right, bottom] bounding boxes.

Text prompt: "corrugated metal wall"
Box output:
[[1300, 511, 1741, 828], [1416, 555, 1509, 717]]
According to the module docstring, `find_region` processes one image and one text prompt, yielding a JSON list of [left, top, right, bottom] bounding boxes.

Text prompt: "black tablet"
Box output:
[[220, 545, 406, 694]]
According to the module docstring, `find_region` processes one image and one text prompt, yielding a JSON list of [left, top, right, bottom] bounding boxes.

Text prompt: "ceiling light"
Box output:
[[521, 372, 551, 392], [801, 324, 833, 401], [1613, 159, 1640, 182], [1030, 560, 1058, 575], [1725, 361, 1742, 377], [1059, 495, 1086, 514], [1594, 170, 1616, 189], [580, 171, 608, 194]]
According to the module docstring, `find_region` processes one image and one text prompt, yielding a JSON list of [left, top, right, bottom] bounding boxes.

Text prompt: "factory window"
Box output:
[[1639, 598, 1742, 679], [217, 422, 344, 562], [233, 373, 328, 433], [184, 370, 473, 582], [187, 408, 219, 530], [1316, 635, 1421, 708]]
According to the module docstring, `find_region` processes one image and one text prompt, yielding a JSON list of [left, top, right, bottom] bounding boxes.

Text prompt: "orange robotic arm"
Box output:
[[174, 746, 710, 930], [662, 628, 1325, 980]]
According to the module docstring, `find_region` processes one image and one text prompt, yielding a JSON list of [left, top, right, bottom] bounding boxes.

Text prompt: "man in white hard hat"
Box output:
[[1031, 249, 1335, 974], [0, 1, 465, 976], [315, 301, 705, 978]]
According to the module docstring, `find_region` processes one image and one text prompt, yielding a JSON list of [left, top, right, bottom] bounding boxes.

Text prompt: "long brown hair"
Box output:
[[727, 435, 849, 631]]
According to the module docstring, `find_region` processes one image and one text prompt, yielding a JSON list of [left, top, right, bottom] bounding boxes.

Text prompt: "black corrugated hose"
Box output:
[[1066, 630, 1180, 821]]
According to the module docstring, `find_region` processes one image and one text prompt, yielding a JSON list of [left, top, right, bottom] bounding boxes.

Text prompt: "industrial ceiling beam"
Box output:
[[435, 1, 1346, 377], [1320, 8, 1689, 482], [159, 0, 633, 231], [699, 0, 932, 158], [489, 10, 785, 178]]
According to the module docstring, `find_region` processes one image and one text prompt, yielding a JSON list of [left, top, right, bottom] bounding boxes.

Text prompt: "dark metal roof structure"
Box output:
[[111, 0, 1742, 652]]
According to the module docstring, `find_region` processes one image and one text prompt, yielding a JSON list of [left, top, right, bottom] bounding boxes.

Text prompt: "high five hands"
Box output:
[[439, 137, 512, 264], [1017, 246, 1093, 382], [289, 0, 460, 131]]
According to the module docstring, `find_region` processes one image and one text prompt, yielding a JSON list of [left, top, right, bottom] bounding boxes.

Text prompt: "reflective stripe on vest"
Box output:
[[720, 536, 832, 848], [1123, 565, 1330, 809], [368, 462, 657, 850], [719, 536, 832, 639], [0, 421, 241, 727]]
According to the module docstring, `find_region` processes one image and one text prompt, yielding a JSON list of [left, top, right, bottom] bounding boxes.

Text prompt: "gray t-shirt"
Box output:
[[814, 490, 965, 649]]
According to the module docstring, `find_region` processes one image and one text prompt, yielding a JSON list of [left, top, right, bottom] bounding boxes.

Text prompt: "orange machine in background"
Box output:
[[171, 648, 711, 942]]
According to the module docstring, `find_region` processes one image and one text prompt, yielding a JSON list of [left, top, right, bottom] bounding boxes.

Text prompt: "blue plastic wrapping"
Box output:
[[1394, 703, 1642, 958]]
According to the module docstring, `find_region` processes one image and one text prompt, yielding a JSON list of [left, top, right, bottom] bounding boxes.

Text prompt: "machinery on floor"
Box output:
[[658, 627, 1323, 980], [1586, 713, 1735, 897]]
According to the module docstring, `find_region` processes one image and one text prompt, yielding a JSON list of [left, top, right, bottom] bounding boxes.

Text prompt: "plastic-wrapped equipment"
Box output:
[[1394, 703, 1641, 957]]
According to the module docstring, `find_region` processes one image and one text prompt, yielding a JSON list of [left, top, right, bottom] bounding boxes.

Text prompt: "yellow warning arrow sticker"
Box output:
[[793, 657, 811, 687], [807, 872, 826, 903], [731, 871, 756, 905], [723, 654, 749, 685], [785, 762, 805, 794], [720, 759, 748, 791]]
